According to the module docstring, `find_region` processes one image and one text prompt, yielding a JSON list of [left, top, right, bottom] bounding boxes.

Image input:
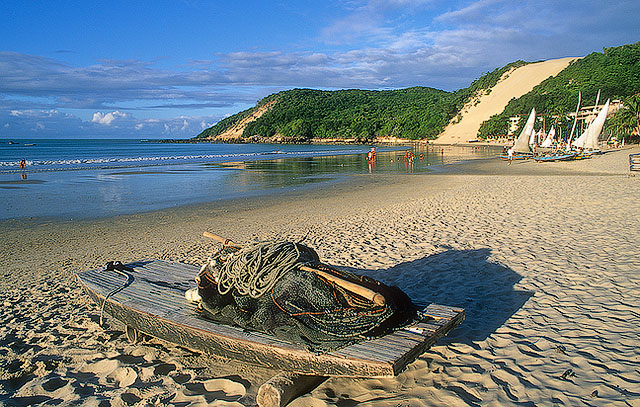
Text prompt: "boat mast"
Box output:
[[566, 91, 581, 150]]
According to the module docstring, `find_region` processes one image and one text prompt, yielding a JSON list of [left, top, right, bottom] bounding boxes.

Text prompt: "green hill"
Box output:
[[195, 42, 639, 142], [196, 87, 455, 142], [195, 60, 530, 142]]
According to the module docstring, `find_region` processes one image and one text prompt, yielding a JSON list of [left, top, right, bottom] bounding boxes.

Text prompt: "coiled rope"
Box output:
[[215, 241, 317, 298]]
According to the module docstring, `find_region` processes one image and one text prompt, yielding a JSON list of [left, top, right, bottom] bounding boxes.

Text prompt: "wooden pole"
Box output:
[[299, 266, 385, 306], [202, 232, 386, 306], [203, 231, 233, 245]]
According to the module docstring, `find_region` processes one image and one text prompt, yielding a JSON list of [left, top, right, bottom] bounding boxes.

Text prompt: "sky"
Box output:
[[1, 0, 638, 139]]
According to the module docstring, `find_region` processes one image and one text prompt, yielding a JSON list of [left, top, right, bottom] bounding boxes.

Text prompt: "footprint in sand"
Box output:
[[183, 378, 247, 402], [109, 366, 138, 387], [203, 378, 247, 399], [171, 373, 192, 384], [153, 362, 176, 376], [42, 377, 68, 392]]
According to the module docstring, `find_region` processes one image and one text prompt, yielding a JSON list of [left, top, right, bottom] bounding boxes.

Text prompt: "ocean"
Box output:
[[0, 139, 496, 220]]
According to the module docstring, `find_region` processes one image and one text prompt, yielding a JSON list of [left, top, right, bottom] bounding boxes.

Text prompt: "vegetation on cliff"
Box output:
[[478, 42, 640, 138]]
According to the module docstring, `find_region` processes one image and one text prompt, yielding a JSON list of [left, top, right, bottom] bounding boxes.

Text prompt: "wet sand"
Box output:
[[1, 147, 639, 406]]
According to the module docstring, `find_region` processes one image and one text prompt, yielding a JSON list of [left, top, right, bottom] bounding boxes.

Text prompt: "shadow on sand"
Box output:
[[357, 248, 533, 345]]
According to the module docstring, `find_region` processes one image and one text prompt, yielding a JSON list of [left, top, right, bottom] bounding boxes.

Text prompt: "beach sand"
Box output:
[[1, 147, 639, 406]]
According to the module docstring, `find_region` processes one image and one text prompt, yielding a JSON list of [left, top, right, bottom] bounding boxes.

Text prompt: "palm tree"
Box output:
[[625, 93, 640, 136]]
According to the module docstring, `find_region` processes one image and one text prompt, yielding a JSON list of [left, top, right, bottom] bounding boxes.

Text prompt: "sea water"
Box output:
[[0, 139, 496, 220]]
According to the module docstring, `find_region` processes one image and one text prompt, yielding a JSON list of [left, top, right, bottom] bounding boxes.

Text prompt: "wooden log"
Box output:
[[257, 373, 326, 407]]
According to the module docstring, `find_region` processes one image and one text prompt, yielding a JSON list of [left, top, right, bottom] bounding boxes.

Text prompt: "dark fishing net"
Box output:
[[196, 241, 418, 352]]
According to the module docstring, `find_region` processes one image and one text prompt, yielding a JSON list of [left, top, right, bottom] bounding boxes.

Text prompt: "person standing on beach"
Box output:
[[507, 147, 514, 165]]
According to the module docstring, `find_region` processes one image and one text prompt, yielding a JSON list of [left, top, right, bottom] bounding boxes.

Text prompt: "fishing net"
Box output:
[[196, 240, 418, 352]]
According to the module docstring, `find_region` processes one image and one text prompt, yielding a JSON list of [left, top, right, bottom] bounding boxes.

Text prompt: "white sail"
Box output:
[[584, 99, 610, 150], [529, 129, 537, 147], [572, 127, 589, 149], [540, 127, 555, 148], [513, 108, 535, 154]]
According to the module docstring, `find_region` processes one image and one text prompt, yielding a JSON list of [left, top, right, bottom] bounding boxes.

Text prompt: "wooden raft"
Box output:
[[77, 259, 464, 378]]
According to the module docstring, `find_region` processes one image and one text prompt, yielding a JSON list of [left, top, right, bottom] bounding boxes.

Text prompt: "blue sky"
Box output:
[[1, 0, 638, 139]]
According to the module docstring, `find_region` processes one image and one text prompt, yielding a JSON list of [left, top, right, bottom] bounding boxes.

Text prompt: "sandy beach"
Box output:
[[1, 147, 639, 406]]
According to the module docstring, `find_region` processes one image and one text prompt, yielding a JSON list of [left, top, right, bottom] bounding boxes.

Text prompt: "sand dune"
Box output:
[[1, 147, 638, 406], [436, 57, 578, 144]]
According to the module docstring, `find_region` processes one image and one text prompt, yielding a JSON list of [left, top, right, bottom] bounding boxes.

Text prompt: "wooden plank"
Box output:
[[372, 332, 422, 348], [338, 342, 400, 360], [83, 279, 187, 313], [353, 337, 417, 359], [77, 259, 464, 377]]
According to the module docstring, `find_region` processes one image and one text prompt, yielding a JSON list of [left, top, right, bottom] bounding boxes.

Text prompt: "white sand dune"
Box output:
[[436, 57, 578, 144], [1, 147, 639, 406]]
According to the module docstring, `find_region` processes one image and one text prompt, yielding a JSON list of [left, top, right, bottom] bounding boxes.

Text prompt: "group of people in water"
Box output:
[[366, 146, 440, 173]]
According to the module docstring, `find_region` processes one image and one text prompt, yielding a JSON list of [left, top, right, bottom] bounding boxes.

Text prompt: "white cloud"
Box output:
[[0, 105, 224, 138], [91, 110, 130, 125], [200, 120, 213, 130]]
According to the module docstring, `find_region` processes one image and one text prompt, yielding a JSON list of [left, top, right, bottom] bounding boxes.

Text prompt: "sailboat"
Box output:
[[572, 99, 610, 156], [501, 108, 536, 160], [535, 95, 581, 162]]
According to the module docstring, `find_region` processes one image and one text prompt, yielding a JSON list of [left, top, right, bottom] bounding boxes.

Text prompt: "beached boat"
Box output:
[[77, 248, 464, 406], [534, 152, 577, 162], [515, 108, 536, 155]]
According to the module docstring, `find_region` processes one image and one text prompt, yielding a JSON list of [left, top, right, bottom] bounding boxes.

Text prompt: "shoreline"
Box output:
[[1, 147, 638, 405], [0, 145, 499, 222]]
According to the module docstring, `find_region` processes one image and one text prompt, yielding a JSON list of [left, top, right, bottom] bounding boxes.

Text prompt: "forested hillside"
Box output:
[[478, 42, 640, 138], [195, 61, 530, 142], [197, 87, 455, 141]]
